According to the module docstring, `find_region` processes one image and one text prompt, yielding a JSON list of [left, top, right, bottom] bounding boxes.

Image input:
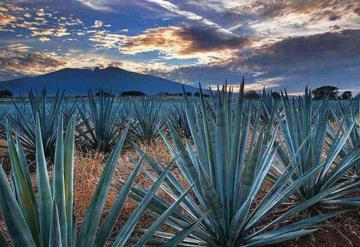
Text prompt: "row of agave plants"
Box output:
[[0, 89, 176, 156], [0, 84, 359, 246]]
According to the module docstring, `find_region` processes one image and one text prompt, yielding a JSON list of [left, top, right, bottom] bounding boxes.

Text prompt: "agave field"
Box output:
[[0, 85, 359, 247]]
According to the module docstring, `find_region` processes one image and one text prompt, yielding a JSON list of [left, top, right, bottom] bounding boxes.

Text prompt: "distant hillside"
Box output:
[[0, 67, 199, 96]]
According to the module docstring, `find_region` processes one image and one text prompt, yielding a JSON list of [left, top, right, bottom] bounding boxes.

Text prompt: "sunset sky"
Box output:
[[1, 0, 360, 94]]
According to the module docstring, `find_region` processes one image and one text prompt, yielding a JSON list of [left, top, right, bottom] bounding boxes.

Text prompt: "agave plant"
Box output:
[[4, 89, 64, 157], [0, 114, 180, 246], [129, 99, 163, 143], [62, 99, 79, 126], [128, 84, 339, 246], [77, 91, 124, 153], [168, 102, 192, 138], [259, 88, 281, 127], [274, 89, 360, 207], [329, 97, 360, 176]]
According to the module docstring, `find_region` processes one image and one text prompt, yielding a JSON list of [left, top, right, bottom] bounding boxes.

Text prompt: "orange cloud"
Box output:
[[209, 77, 282, 92], [91, 26, 249, 63], [31, 27, 70, 37], [0, 12, 16, 26], [0, 50, 66, 76], [0, 48, 174, 79]]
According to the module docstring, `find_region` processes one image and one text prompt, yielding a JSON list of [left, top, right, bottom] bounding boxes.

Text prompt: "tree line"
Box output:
[[0, 86, 357, 99]]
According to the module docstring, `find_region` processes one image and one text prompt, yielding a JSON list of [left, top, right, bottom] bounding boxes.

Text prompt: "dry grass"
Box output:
[[73, 152, 115, 222], [72, 137, 181, 241]]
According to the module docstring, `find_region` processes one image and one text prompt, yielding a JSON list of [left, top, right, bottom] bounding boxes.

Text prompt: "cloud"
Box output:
[[92, 20, 103, 28], [31, 27, 70, 37], [145, 0, 235, 35], [0, 3, 84, 39], [238, 29, 360, 91], [0, 50, 66, 76], [151, 62, 246, 85], [165, 28, 360, 92], [91, 25, 249, 62], [253, 0, 359, 20], [89, 30, 127, 49], [244, 77, 282, 91], [75, 0, 113, 11], [36, 8, 45, 17], [39, 36, 50, 42], [0, 10, 17, 26], [5, 43, 32, 52], [106, 60, 175, 74], [121, 26, 248, 55], [355, 7, 360, 16], [209, 77, 282, 92], [0, 47, 174, 81], [241, 29, 360, 72], [182, 0, 360, 45]]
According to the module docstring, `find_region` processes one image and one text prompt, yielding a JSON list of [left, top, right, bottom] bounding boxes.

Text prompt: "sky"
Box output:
[[1, 0, 360, 94]]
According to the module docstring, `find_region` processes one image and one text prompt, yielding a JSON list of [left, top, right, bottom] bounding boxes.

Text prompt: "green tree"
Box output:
[[271, 91, 281, 100], [0, 90, 13, 98], [312, 86, 339, 100], [341, 91, 352, 100], [121, 91, 146, 96], [245, 90, 260, 100]]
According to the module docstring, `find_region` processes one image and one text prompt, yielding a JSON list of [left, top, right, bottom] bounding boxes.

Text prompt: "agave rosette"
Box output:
[[5, 89, 64, 157], [274, 89, 360, 207], [129, 99, 163, 142], [128, 84, 339, 246], [77, 91, 124, 153]]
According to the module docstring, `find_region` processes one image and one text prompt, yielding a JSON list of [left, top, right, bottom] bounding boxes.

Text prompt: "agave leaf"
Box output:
[[248, 211, 341, 243], [6, 125, 40, 245], [49, 202, 62, 247], [94, 153, 145, 246], [162, 212, 209, 247], [214, 91, 228, 226], [128, 155, 216, 245], [128, 185, 189, 226], [322, 199, 360, 206], [136, 184, 195, 246], [0, 231, 7, 246], [35, 114, 53, 246], [232, 105, 250, 213], [160, 126, 199, 191], [0, 165, 36, 247], [15, 135, 32, 185], [134, 143, 204, 221], [112, 158, 176, 247], [64, 116, 76, 247], [228, 198, 252, 245], [319, 121, 355, 181], [243, 229, 317, 247], [258, 180, 351, 235], [77, 128, 127, 247], [246, 161, 324, 230], [53, 116, 67, 245], [321, 147, 360, 189]]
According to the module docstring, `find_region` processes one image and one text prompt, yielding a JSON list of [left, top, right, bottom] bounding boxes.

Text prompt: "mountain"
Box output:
[[0, 67, 199, 96]]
